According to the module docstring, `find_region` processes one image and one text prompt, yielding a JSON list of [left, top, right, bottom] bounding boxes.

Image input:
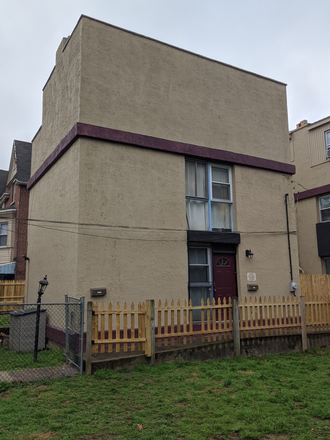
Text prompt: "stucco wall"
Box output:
[[291, 120, 330, 191], [79, 17, 290, 164], [26, 16, 298, 305], [295, 197, 322, 274], [291, 119, 330, 274], [76, 138, 187, 305], [25, 143, 80, 302], [234, 166, 300, 297], [30, 28, 82, 175]]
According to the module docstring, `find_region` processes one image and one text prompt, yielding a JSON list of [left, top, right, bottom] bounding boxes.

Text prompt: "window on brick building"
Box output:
[[0, 223, 8, 247]]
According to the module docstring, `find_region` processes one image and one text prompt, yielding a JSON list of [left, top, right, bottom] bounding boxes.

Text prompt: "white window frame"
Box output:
[[320, 195, 330, 223], [0, 222, 8, 247], [187, 246, 213, 320], [325, 130, 330, 160], [185, 159, 234, 231]]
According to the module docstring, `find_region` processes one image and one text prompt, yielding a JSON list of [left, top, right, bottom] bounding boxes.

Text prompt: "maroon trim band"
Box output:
[[27, 122, 295, 190], [294, 184, 330, 201]]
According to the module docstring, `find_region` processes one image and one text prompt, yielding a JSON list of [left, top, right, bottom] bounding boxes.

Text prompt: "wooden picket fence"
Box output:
[[83, 274, 330, 373], [155, 298, 233, 348], [300, 274, 330, 332], [91, 301, 146, 354], [88, 295, 303, 356], [0, 280, 25, 313], [238, 296, 301, 338]]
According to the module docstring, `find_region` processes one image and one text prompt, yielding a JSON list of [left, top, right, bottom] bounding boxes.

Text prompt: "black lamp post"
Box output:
[[34, 275, 49, 363]]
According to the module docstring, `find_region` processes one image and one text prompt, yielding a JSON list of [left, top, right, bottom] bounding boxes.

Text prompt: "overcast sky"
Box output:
[[0, 0, 329, 169]]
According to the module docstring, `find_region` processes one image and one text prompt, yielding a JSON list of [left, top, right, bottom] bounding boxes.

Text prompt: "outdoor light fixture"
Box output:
[[38, 275, 49, 296], [245, 249, 254, 259], [34, 275, 49, 363]]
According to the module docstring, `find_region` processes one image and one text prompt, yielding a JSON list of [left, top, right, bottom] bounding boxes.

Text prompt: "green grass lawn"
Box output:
[[1, 349, 330, 440], [0, 347, 66, 371]]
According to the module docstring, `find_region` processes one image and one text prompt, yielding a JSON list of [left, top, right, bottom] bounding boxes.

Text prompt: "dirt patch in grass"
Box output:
[[23, 434, 60, 439], [238, 370, 254, 374], [207, 433, 241, 440], [260, 436, 288, 440], [34, 385, 49, 391], [207, 434, 287, 440], [76, 433, 118, 440], [142, 376, 155, 384]]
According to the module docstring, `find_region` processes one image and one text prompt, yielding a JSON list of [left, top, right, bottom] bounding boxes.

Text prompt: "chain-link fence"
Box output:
[[0, 296, 84, 383]]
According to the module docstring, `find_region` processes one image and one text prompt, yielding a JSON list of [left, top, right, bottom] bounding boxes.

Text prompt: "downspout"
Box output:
[[285, 193, 293, 282]]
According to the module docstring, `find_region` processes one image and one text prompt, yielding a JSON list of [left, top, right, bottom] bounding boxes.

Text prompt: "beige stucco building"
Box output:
[[291, 116, 330, 274], [25, 15, 300, 306]]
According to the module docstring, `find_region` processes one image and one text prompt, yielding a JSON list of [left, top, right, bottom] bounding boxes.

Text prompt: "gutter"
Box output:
[[0, 207, 17, 214], [0, 192, 9, 205]]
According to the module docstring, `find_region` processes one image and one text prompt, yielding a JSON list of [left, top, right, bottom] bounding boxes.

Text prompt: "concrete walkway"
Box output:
[[0, 365, 80, 383]]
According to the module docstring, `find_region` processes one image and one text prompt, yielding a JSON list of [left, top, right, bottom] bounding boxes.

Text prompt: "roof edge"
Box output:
[[63, 14, 286, 87]]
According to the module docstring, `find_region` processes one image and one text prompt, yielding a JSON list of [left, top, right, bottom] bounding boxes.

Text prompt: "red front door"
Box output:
[[213, 254, 237, 304]]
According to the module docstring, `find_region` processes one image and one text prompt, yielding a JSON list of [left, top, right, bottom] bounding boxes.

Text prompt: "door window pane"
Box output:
[[325, 259, 330, 275], [186, 200, 208, 230], [321, 209, 330, 222], [211, 202, 231, 230], [189, 287, 212, 321], [188, 248, 207, 264], [189, 266, 208, 282]]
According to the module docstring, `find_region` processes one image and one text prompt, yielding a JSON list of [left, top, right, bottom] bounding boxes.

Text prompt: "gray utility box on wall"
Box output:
[[9, 308, 47, 352]]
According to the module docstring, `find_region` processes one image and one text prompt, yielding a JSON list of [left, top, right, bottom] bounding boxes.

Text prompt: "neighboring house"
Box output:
[[0, 140, 31, 280], [25, 15, 300, 305], [291, 116, 330, 274]]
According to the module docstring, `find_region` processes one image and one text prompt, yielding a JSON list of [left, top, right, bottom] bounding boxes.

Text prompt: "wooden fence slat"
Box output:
[[177, 300, 181, 345], [92, 302, 98, 354]]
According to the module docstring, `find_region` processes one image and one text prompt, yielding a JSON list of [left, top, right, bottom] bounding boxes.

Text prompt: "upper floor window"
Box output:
[[185, 160, 233, 231], [0, 223, 8, 247], [325, 130, 330, 160], [320, 195, 330, 222]]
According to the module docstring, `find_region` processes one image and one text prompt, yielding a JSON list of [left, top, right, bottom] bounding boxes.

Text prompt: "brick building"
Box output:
[[0, 140, 31, 280]]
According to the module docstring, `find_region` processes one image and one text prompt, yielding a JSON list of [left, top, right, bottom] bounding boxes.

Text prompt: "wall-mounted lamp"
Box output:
[[34, 275, 49, 363], [245, 249, 254, 259]]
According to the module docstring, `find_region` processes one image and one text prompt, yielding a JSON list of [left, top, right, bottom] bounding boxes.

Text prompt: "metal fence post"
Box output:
[[65, 294, 69, 364], [86, 301, 93, 375], [79, 296, 85, 374], [300, 296, 308, 352], [146, 300, 155, 364], [232, 297, 240, 358]]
